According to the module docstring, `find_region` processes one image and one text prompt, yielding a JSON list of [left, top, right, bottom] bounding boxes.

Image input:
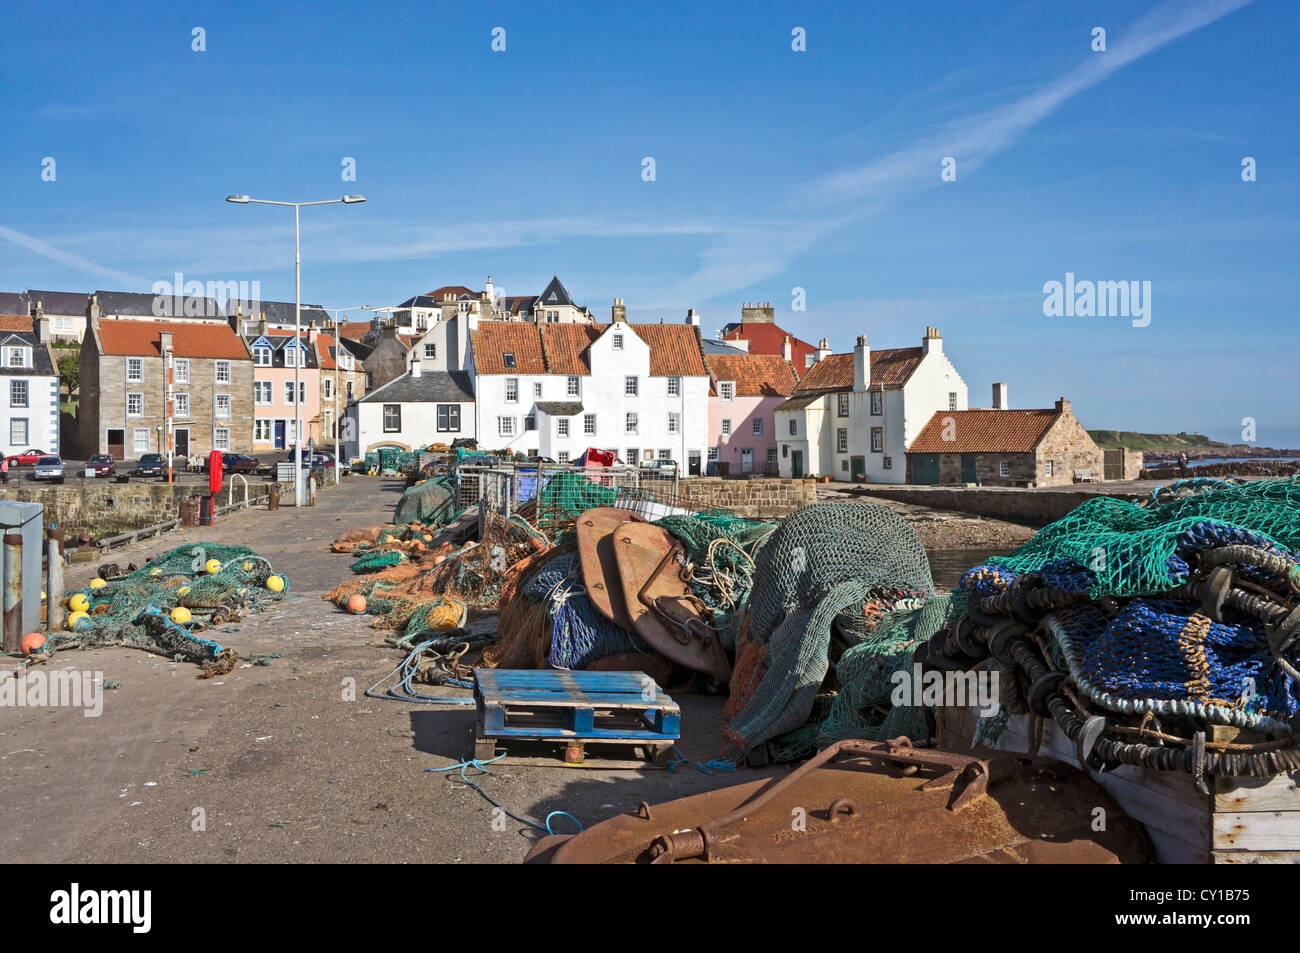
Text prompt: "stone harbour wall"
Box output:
[[677, 477, 818, 518], [0, 481, 271, 537]]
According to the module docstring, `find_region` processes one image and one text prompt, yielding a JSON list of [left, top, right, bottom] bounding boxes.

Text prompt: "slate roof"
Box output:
[[229, 299, 331, 327], [538, 275, 574, 308], [95, 289, 225, 319], [28, 290, 88, 316], [705, 353, 798, 397], [359, 370, 475, 404], [244, 331, 320, 369], [500, 295, 538, 316], [0, 331, 55, 375], [908, 409, 1062, 454], [340, 337, 374, 361], [534, 401, 584, 416], [702, 337, 747, 355], [96, 319, 251, 359], [0, 292, 29, 316]]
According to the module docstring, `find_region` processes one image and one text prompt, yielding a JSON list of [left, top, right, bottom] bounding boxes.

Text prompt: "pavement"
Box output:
[[0, 476, 784, 863]]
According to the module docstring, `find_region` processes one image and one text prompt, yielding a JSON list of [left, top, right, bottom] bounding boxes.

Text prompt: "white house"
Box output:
[[346, 359, 476, 458], [774, 326, 968, 483], [468, 313, 711, 472], [0, 323, 61, 459]]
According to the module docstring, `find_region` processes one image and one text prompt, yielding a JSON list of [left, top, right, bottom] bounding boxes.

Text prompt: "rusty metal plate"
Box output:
[[613, 522, 732, 685], [523, 737, 1151, 864], [576, 508, 646, 627]]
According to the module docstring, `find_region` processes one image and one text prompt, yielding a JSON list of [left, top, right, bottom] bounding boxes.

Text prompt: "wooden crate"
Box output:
[[473, 668, 680, 767], [937, 705, 1300, 864]]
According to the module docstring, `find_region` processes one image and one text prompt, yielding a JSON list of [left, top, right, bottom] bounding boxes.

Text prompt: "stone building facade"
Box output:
[[906, 398, 1105, 487], [78, 317, 254, 459]]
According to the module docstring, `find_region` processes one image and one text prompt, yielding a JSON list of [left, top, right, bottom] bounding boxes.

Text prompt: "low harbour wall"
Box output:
[[0, 481, 272, 538], [677, 477, 818, 518]]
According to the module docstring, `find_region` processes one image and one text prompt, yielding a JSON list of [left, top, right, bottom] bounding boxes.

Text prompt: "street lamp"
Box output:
[[225, 194, 366, 505]]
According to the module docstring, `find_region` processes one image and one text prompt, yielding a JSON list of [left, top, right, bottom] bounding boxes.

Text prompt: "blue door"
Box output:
[[274, 421, 286, 449]]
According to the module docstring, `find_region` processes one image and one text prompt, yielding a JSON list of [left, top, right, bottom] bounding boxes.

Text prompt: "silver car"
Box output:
[[33, 455, 65, 483]]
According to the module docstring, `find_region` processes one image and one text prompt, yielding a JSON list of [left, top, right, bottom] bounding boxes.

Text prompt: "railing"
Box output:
[[453, 463, 681, 524]]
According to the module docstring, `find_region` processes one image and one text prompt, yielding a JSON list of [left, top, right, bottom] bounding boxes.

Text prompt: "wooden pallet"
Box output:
[[938, 704, 1300, 864], [474, 668, 680, 767]]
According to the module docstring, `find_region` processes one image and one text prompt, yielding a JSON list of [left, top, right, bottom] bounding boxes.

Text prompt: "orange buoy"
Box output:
[[21, 632, 46, 655], [346, 593, 367, 614]]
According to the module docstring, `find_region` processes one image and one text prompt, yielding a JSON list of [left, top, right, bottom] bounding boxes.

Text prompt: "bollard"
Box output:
[[3, 533, 22, 653], [308, 476, 317, 506], [268, 482, 280, 510], [46, 528, 64, 633]]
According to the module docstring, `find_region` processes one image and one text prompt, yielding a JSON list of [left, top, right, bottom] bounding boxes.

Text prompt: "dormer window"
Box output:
[[503, 352, 516, 368], [5, 345, 31, 368], [254, 347, 272, 366], [719, 381, 734, 402]]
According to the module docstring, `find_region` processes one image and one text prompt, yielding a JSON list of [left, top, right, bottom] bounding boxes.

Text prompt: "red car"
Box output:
[[6, 448, 50, 467], [86, 454, 117, 478]]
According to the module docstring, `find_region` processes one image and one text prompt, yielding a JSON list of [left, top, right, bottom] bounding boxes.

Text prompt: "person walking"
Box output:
[[1178, 451, 1189, 477], [0, 456, 8, 484]]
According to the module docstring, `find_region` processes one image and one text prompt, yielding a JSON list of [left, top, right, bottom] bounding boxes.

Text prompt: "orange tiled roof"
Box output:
[[793, 347, 924, 394], [471, 322, 548, 374], [0, 314, 33, 332], [908, 408, 1061, 454], [705, 353, 798, 397], [474, 321, 707, 377], [337, 322, 373, 341], [96, 318, 250, 359]]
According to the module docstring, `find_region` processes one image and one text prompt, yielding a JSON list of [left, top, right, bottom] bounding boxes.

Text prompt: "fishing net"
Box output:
[[393, 474, 459, 527], [938, 478, 1300, 778], [38, 544, 289, 670], [718, 502, 936, 762], [535, 470, 618, 530]]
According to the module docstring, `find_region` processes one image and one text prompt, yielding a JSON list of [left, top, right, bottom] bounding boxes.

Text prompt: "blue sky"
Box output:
[[2, 0, 1296, 444]]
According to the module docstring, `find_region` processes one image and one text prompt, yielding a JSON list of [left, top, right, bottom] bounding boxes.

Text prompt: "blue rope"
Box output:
[[427, 754, 584, 835], [666, 748, 737, 775], [365, 639, 475, 705]]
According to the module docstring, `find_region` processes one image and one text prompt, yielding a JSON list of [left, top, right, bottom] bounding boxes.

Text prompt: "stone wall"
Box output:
[[1035, 411, 1105, 486], [677, 476, 818, 517], [855, 485, 1140, 527], [0, 481, 271, 537]]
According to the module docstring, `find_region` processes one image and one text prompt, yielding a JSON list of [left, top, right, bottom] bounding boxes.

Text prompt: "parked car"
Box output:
[[5, 448, 50, 468], [203, 452, 260, 474], [85, 454, 116, 478], [133, 453, 165, 477], [33, 455, 65, 483]]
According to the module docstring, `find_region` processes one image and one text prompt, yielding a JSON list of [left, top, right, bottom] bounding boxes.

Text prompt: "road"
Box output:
[[0, 476, 781, 863]]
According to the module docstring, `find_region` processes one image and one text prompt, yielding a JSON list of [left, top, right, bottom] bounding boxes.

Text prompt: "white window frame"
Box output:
[[126, 357, 143, 381], [214, 428, 230, 451], [838, 393, 850, 417], [870, 391, 882, 415], [837, 428, 848, 452], [721, 418, 732, 437], [215, 394, 231, 418], [667, 376, 681, 397], [624, 376, 638, 397], [567, 376, 580, 397], [557, 418, 570, 437], [625, 412, 638, 434], [383, 404, 402, 433], [254, 381, 272, 405], [254, 347, 272, 367], [254, 419, 272, 442], [132, 427, 149, 452], [505, 378, 519, 403], [424, 342, 437, 359], [871, 427, 883, 452], [533, 382, 543, 399], [583, 413, 596, 435], [612, 333, 624, 351], [215, 360, 231, 384], [668, 412, 680, 434], [752, 418, 763, 436], [9, 379, 27, 408], [498, 415, 516, 437], [127, 392, 144, 417], [999, 460, 1011, 478], [174, 393, 190, 417], [174, 358, 190, 383], [10, 417, 28, 444], [719, 381, 734, 402]]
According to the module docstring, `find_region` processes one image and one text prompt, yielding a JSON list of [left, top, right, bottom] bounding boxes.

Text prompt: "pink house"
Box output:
[[705, 353, 798, 475], [245, 328, 323, 452]]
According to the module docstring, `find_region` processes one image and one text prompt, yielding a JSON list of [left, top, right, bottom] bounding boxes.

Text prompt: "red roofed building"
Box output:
[[907, 395, 1113, 486], [79, 316, 253, 459], [774, 327, 969, 483], [468, 316, 711, 470], [719, 301, 819, 378]]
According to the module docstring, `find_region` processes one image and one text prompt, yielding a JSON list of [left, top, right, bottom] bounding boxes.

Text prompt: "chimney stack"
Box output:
[[612, 297, 626, 323], [685, 307, 699, 326], [1055, 397, 1071, 415], [410, 355, 422, 378], [992, 382, 1008, 409], [782, 334, 793, 361], [921, 326, 942, 355], [853, 334, 870, 392], [741, 301, 775, 324], [815, 337, 832, 363]]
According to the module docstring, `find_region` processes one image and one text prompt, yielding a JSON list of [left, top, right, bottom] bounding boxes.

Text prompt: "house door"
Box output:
[[107, 429, 124, 460], [961, 453, 978, 483], [851, 456, 866, 481], [912, 453, 940, 485], [688, 451, 701, 476], [274, 421, 286, 449], [791, 451, 803, 478], [741, 448, 753, 473], [174, 429, 190, 457]]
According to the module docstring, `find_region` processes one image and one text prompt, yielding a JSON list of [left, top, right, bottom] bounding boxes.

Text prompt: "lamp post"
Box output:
[[226, 193, 365, 506]]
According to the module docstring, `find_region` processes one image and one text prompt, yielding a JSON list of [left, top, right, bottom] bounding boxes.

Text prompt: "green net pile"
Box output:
[[42, 543, 290, 665], [720, 502, 937, 762], [989, 477, 1300, 597], [535, 470, 618, 530], [393, 475, 459, 527]]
